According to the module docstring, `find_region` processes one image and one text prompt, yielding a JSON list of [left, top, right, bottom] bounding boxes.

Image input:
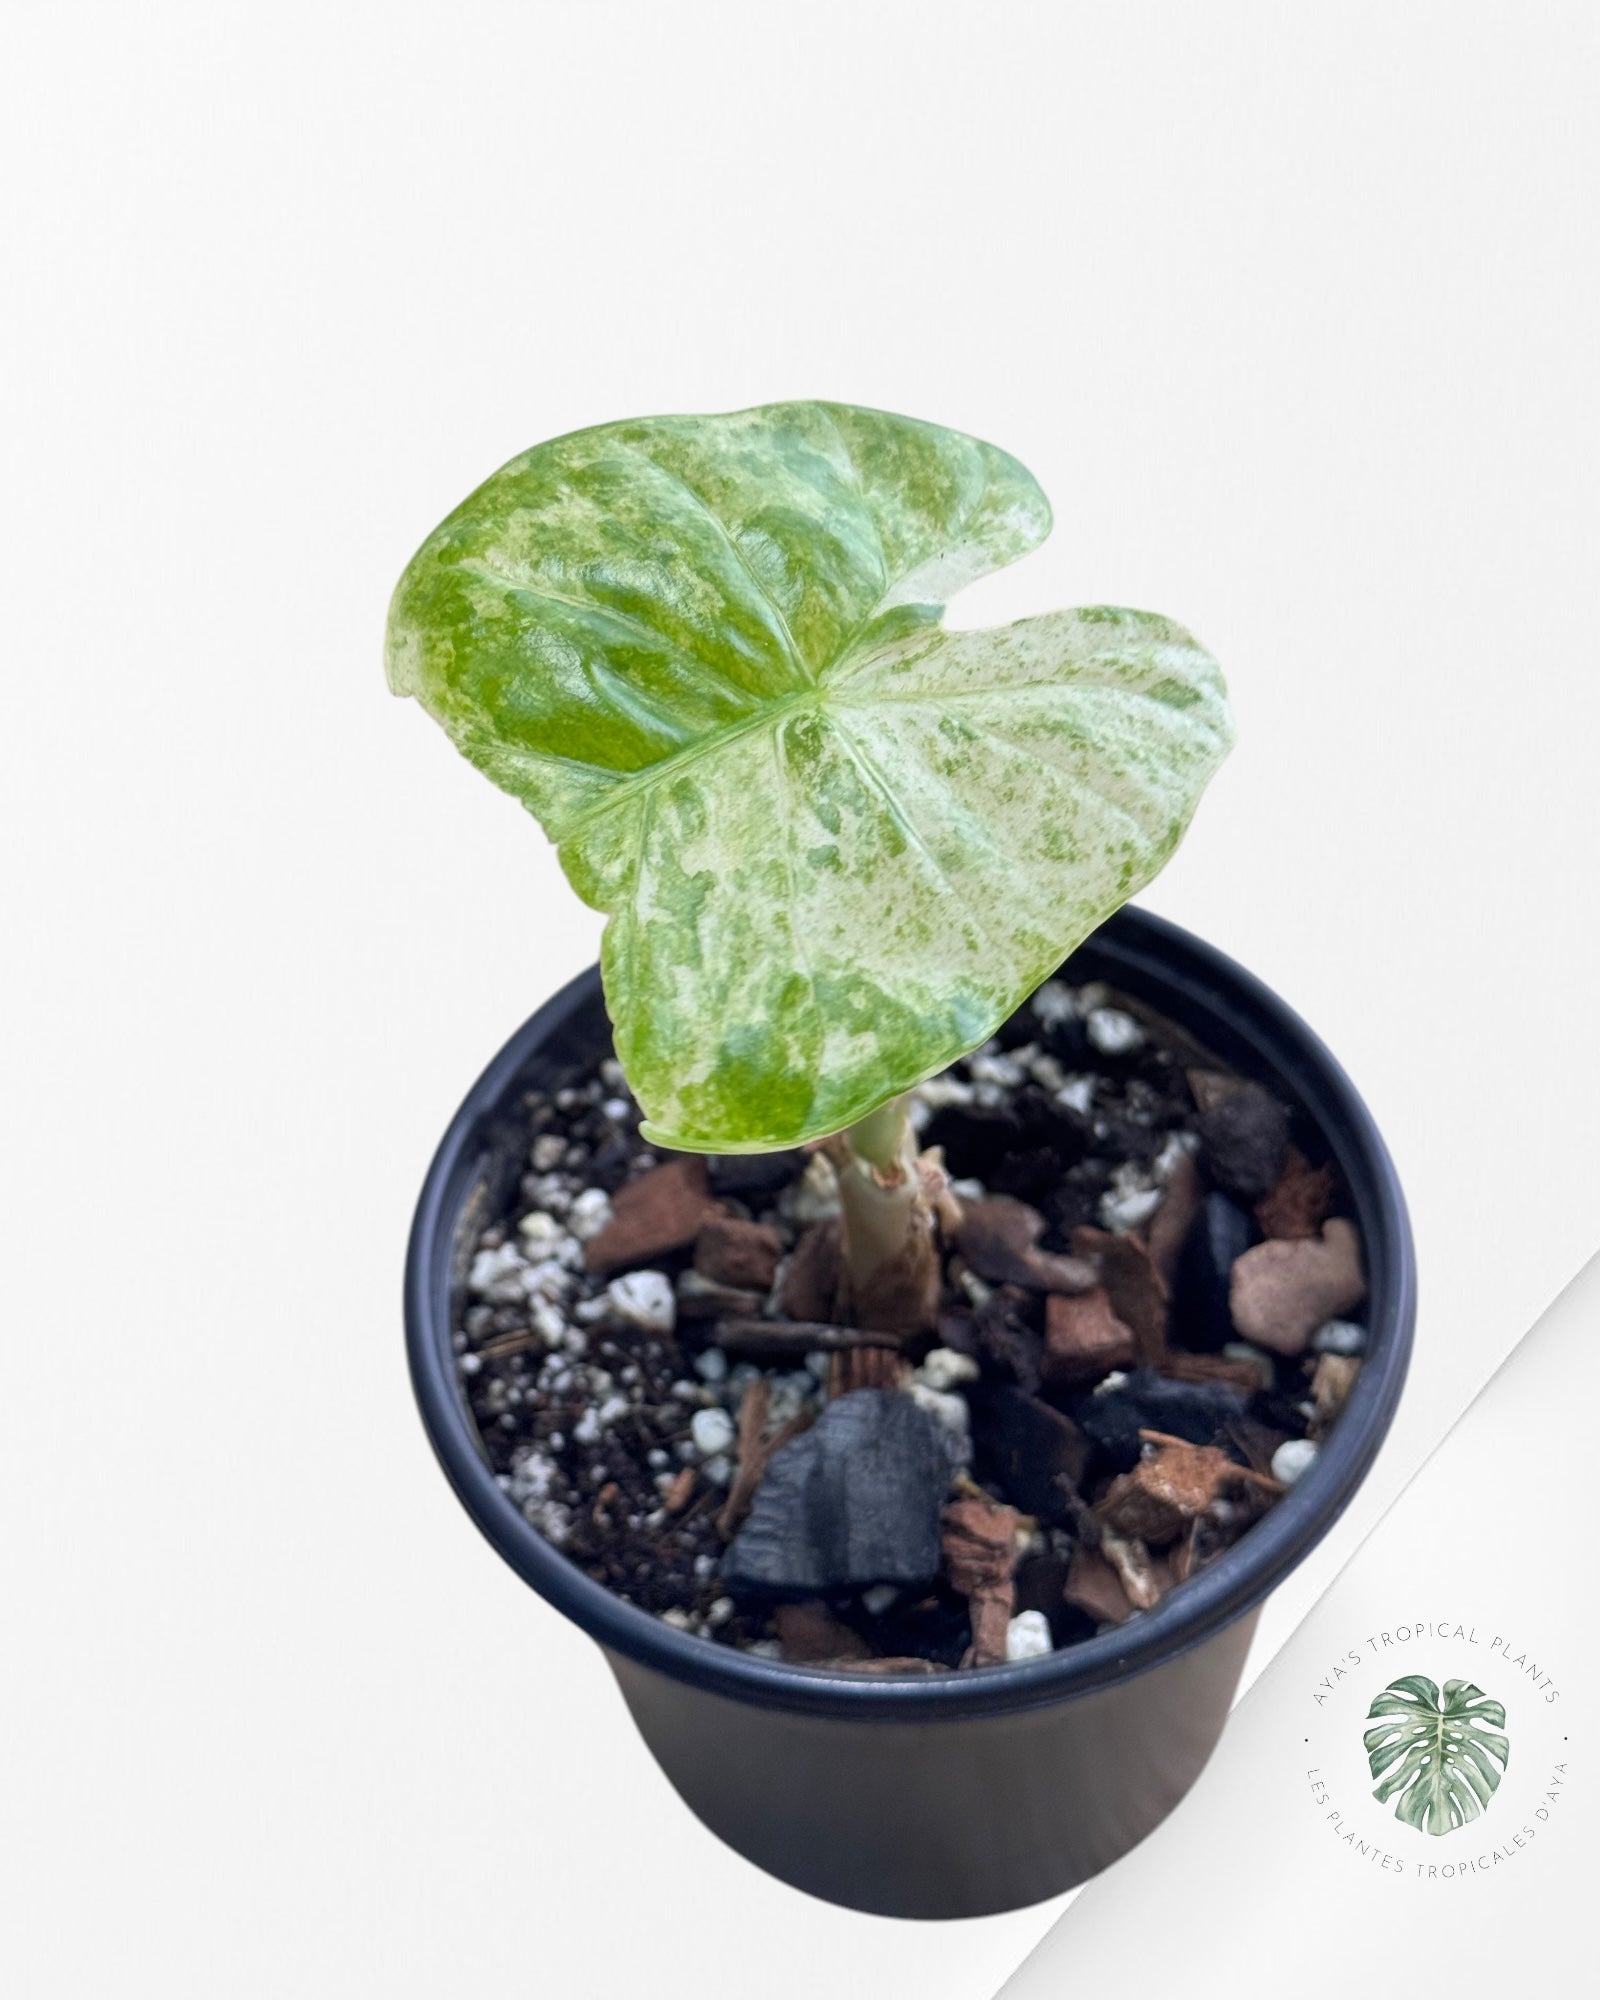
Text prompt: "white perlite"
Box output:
[[567, 1187, 614, 1242], [690, 1406, 736, 1457], [915, 1347, 980, 1393], [1099, 1180, 1162, 1232], [1006, 1610, 1054, 1660], [1031, 980, 1076, 1029], [607, 1269, 675, 1335], [1311, 1319, 1368, 1356], [1054, 1075, 1095, 1115], [1086, 1006, 1144, 1057], [1272, 1438, 1319, 1486]]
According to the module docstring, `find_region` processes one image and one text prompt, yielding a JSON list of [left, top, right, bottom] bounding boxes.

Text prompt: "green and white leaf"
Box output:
[[1363, 1676, 1510, 1836], [387, 401, 1233, 1150]]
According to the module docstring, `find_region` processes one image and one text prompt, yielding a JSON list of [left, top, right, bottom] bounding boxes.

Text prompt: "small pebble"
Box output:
[[1312, 1318, 1368, 1356], [530, 1134, 566, 1171], [690, 1406, 736, 1457], [917, 1074, 976, 1110], [660, 1607, 694, 1631], [969, 1049, 1026, 1088], [1028, 1051, 1067, 1092], [805, 1350, 833, 1383], [607, 1269, 676, 1336], [693, 1346, 730, 1383], [1086, 1007, 1144, 1057], [1006, 1609, 1054, 1660], [706, 1596, 735, 1627], [599, 1058, 629, 1092], [567, 1187, 615, 1242], [916, 1347, 981, 1393], [1099, 1183, 1163, 1232], [862, 1584, 899, 1617], [1031, 980, 1076, 1029], [701, 1454, 733, 1488], [1055, 1076, 1096, 1115], [1272, 1438, 1319, 1486]]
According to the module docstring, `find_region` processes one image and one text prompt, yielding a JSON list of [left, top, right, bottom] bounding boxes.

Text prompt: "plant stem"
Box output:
[[823, 1094, 942, 1339]]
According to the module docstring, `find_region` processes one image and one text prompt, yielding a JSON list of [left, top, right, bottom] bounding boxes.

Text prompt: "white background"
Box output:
[[4, 5, 1596, 1995]]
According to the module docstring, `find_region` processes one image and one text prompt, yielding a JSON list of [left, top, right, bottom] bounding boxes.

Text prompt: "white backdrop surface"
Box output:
[[3, 6, 1597, 1996]]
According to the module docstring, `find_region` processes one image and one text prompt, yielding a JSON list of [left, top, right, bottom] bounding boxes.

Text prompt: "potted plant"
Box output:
[[388, 401, 1415, 1918]]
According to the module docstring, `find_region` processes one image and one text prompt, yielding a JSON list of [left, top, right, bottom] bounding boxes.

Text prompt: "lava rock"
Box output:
[[1171, 1192, 1258, 1349], [1196, 1082, 1291, 1203], [722, 1390, 954, 1597], [971, 1385, 1092, 1524], [1071, 1367, 1251, 1476], [1228, 1218, 1366, 1355], [706, 1149, 808, 1196]]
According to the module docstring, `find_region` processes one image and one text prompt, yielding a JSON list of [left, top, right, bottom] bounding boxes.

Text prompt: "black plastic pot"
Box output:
[[405, 906, 1415, 1919]]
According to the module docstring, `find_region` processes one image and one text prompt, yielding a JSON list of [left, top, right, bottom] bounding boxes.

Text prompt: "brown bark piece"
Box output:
[[1044, 1288, 1137, 1387], [1096, 1435, 1270, 1546], [1229, 1218, 1366, 1355], [675, 1272, 763, 1322], [828, 1346, 909, 1397], [1145, 1151, 1204, 1287], [956, 1197, 1096, 1295], [941, 1496, 1021, 1668], [664, 1466, 698, 1515], [1064, 1545, 1134, 1625], [781, 1216, 841, 1322], [715, 1379, 815, 1540], [1071, 1226, 1169, 1364], [707, 1316, 888, 1358], [694, 1216, 783, 1291], [1160, 1351, 1269, 1395], [1255, 1147, 1335, 1241], [584, 1157, 725, 1273], [774, 1600, 872, 1664]]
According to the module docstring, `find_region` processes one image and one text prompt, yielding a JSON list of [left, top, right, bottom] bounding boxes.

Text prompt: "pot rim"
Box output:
[[405, 905, 1416, 1722]]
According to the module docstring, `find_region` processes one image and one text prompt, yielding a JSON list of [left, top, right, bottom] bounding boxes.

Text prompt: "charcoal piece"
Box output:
[[1196, 1083, 1292, 1203], [971, 1385, 1092, 1524], [1071, 1367, 1252, 1476], [722, 1390, 954, 1597], [1172, 1192, 1257, 1349], [706, 1148, 808, 1196]]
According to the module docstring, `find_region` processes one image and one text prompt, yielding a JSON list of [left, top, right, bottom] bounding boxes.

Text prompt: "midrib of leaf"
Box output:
[[612, 443, 813, 686], [457, 558, 764, 717]]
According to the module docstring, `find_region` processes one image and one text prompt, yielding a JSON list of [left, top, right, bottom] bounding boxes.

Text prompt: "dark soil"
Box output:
[[454, 977, 1369, 1672]]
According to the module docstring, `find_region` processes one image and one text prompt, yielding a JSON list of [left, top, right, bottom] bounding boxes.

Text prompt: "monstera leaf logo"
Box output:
[[1363, 1675, 1510, 1835]]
